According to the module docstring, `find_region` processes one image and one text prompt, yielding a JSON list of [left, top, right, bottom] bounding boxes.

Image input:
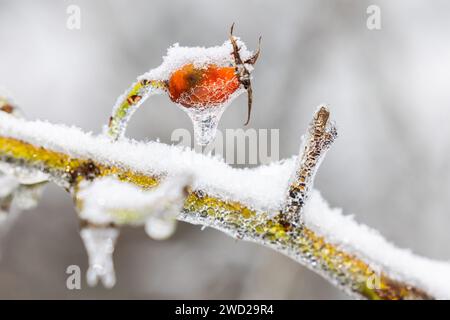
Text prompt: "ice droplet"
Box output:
[[145, 216, 177, 240], [80, 227, 119, 288], [183, 106, 226, 146]]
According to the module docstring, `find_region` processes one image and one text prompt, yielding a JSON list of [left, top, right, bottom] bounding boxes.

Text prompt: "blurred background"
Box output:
[[0, 0, 449, 299]]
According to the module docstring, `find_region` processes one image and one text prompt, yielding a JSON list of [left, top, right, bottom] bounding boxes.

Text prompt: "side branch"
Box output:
[[107, 79, 167, 140], [282, 106, 337, 225]]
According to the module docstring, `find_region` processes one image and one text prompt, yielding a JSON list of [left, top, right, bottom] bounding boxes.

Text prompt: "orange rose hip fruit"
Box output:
[[168, 63, 240, 109]]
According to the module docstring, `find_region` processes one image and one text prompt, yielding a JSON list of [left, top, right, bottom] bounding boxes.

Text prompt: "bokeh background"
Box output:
[[0, 0, 449, 299]]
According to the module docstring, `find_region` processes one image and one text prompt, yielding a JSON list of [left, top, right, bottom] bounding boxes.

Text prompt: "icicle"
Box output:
[[80, 227, 119, 288], [183, 106, 226, 146]]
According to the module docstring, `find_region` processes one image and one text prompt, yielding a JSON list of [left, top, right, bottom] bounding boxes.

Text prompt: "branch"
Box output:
[[282, 106, 337, 225], [0, 105, 448, 299], [107, 79, 166, 140]]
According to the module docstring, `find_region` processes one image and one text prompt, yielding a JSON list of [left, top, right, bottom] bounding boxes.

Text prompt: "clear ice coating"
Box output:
[[80, 227, 119, 288], [183, 106, 226, 146], [145, 216, 177, 240]]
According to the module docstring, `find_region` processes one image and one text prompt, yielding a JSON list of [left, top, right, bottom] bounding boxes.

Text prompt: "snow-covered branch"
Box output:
[[0, 104, 448, 299]]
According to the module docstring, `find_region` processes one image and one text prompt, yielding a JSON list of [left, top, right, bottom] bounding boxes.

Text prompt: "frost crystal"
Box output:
[[80, 227, 119, 288]]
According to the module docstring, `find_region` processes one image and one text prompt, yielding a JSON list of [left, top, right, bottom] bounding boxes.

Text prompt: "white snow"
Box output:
[[0, 112, 449, 298], [139, 39, 253, 81], [77, 175, 190, 226]]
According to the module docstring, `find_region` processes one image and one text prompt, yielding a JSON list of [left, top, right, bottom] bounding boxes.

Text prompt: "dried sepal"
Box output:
[[230, 23, 261, 125]]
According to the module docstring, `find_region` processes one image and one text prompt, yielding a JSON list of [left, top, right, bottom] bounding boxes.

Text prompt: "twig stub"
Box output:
[[282, 106, 337, 226]]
